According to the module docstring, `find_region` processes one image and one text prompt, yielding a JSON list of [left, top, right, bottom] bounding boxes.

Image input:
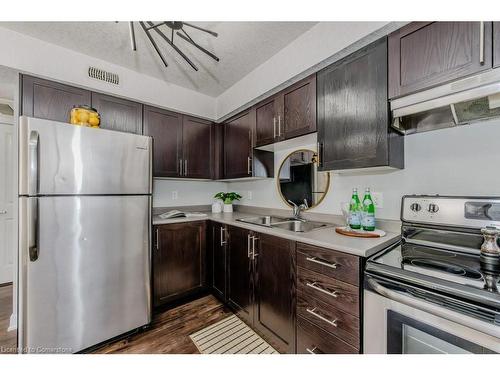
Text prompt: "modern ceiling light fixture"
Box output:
[[129, 21, 219, 71]]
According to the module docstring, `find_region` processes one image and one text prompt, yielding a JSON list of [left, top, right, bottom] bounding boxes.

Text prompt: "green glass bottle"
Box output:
[[349, 188, 361, 230], [362, 188, 376, 231]]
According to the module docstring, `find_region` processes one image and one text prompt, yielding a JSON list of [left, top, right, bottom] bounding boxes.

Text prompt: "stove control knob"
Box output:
[[410, 203, 422, 212], [428, 203, 439, 213]]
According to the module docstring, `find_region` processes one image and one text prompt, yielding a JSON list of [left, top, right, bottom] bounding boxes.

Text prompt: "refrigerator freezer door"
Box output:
[[19, 116, 152, 196], [19, 195, 151, 353]]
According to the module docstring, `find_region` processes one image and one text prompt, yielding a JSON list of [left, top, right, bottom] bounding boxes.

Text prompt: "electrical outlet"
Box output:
[[372, 192, 384, 209], [172, 191, 178, 200], [247, 191, 253, 200]]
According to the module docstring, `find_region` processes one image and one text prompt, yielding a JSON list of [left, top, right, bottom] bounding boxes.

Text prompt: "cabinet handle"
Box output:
[[155, 228, 159, 251], [306, 256, 337, 269], [306, 346, 318, 354], [179, 159, 183, 176], [252, 236, 258, 260], [306, 307, 338, 327], [247, 156, 252, 175], [278, 115, 281, 137], [220, 227, 226, 245], [479, 21, 485, 65], [273, 117, 277, 139], [306, 281, 338, 298], [184, 159, 188, 176], [317, 143, 323, 167], [247, 234, 252, 258]]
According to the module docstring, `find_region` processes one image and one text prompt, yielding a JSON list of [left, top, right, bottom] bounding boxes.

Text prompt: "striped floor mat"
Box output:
[[189, 314, 278, 354]]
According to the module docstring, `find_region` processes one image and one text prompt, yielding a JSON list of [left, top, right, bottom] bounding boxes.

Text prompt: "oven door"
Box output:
[[364, 276, 500, 354]]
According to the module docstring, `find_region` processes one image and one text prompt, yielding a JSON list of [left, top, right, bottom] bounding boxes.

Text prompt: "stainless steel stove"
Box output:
[[364, 195, 500, 354]]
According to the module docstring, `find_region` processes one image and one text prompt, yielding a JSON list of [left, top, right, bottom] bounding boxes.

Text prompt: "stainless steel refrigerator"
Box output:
[[18, 116, 152, 353]]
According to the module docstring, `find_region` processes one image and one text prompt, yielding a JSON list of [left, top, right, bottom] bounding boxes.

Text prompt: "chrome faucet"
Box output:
[[288, 199, 308, 221]]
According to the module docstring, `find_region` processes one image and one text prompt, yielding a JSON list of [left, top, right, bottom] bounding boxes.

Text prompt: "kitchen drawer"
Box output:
[[297, 291, 360, 349], [297, 267, 359, 317], [296, 243, 360, 286], [297, 316, 358, 354]]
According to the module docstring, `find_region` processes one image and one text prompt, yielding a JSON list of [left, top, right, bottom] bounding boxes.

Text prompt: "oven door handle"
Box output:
[[367, 276, 471, 321]]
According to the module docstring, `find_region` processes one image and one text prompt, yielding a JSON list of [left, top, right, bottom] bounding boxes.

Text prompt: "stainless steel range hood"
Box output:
[[391, 69, 500, 134]]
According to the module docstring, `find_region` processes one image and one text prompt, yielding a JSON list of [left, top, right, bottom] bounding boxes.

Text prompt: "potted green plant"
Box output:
[[214, 192, 242, 213]]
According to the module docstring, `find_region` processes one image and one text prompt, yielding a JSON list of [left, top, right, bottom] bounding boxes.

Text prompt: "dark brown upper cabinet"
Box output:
[[255, 96, 280, 147], [253, 233, 296, 354], [21, 74, 91, 123], [317, 37, 404, 171], [224, 109, 254, 179], [182, 116, 213, 179], [494, 22, 500, 68], [153, 221, 206, 307], [254, 74, 316, 147], [388, 22, 493, 99], [144, 107, 212, 179], [143, 106, 183, 178], [280, 75, 316, 140], [91, 92, 143, 134]]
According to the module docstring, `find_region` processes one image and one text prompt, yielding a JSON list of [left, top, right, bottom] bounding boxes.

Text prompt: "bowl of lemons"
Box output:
[[70, 105, 100, 128]]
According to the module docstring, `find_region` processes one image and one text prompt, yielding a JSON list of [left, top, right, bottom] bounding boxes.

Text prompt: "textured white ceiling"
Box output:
[[1, 22, 317, 97]]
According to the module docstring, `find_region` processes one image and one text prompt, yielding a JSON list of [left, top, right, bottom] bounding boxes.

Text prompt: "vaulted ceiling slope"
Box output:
[[0, 22, 317, 97]]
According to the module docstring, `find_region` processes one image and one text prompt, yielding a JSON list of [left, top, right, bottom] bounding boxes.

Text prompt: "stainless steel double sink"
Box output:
[[236, 215, 332, 233]]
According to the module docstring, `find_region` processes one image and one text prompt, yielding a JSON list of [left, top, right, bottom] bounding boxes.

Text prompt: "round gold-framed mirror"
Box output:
[[277, 149, 331, 210]]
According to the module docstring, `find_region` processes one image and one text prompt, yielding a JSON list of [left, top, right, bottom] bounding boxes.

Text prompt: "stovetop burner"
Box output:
[[410, 259, 468, 276]]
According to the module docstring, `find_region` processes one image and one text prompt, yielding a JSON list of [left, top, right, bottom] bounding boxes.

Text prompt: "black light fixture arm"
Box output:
[[129, 21, 219, 71]]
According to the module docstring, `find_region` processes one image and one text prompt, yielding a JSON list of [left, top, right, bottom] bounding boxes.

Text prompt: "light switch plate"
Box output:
[[247, 191, 253, 200], [172, 191, 178, 200]]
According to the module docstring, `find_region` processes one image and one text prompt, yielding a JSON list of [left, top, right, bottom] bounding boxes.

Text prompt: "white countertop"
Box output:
[[153, 211, 400, 258]]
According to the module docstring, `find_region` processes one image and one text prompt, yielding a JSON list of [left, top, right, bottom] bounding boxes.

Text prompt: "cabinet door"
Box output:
[[227, 226, 253, 323], [91, 92, 143, 134], [253, 233, 296, 354], [388, 22, 493, 98], [153, 221, 206, 307], [224, 110, 254, 179], [143, 106, 183, 177], [21, 75, 91, 123], [494, 22, 500, 68], [318, 38, 394, 170], [211, 222, 227, 301], [255, 97, 279, 146], [182, 116, 212, 179], [281, 75, 316, 140]]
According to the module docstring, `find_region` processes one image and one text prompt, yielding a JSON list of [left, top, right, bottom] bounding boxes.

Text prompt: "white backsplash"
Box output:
[[230, 119, 500, 220], [153, 179, 227, 208]]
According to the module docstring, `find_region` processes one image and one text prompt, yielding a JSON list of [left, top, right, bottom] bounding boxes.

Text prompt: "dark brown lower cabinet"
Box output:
[[153, 221, 206, 307], [227, 226, 254, 323], [210, 222, 227, 302], [225, 226, 296, 353], [297, 317, 358, 354], [253, 233, 296, 354]]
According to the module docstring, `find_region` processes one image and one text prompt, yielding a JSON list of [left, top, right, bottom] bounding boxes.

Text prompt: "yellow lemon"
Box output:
[[77, 111, 89, 123], [88, 117, 100, 127]]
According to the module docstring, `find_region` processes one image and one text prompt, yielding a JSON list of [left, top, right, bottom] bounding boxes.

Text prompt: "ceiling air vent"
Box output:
[[88, 67, 119, 85]]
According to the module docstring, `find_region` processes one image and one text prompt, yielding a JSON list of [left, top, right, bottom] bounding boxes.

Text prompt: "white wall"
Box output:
[[153, 179, 227, 208], [215, 22, 392, 119], [230, 120, 500, 220], [0, 27, 216, 120]]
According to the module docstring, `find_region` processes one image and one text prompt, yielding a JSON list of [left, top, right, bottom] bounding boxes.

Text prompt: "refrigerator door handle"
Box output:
[[28, 198, 39, 262], [28, 130, 39, 195]]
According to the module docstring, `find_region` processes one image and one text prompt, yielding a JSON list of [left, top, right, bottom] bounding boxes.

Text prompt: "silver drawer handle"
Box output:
[[306, 346, 318, 354], [306, 307, 338, 327], [306, 282, 338, 298], [306, 256, 337, 269]]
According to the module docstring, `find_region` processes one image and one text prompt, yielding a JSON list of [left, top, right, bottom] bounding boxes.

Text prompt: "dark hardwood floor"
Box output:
[[93, 294, 232, 354], [0, 284, 17, 354]]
